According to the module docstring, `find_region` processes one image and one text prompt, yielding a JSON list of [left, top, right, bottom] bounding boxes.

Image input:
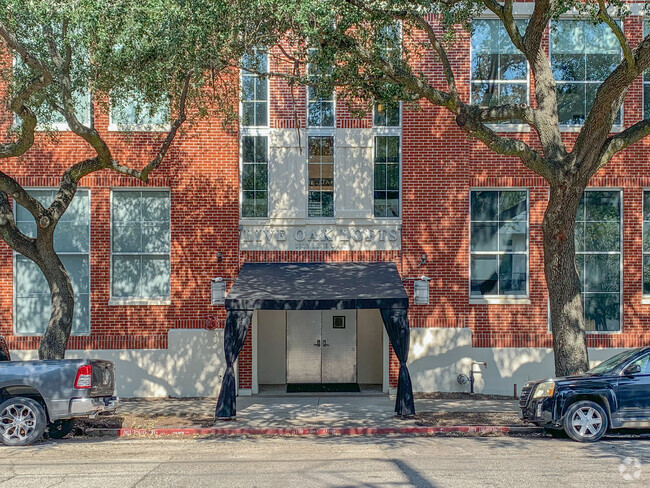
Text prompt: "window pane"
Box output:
[[15, 256, 48, 296], [470, 255, 498, 296], [112, 256, 140, 297], [141, 256, 170, 298], [644, 256, 650, 295], [242, 164, 255, 191], [471, 191, 498, 221], [112, 192, 141, 222], [585, 191, 620, 221], [386, 192, 399, 217], [387, 164, 399, 190], [499, 83, 527, 105], [471, 82, 496, 106], [552, 54, 585, 81], [499, 221, 526, 252], [557, 82, 586, 124], [585, 222, 619, 252], [142, 191, 170, 222], [142, 222, 170, 253], [499, 254, 527, 295], [500, 54, 527, 80], [471, 222, 498, 251], [113, 223, 142, 253], [584, 293, 620, 332], [499, 191, 526, 221], [374, 164, 386, 191], [583, 254, 619, 292]]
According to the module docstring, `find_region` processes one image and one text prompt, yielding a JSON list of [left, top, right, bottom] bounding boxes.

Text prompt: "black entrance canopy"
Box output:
[[215, 262, 415, 419], [225, 262, 409, 311]]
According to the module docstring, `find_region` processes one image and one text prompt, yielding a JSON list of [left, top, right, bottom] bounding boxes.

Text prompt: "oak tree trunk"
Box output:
[[0, 334, 10, 361], [543, 184, 590, 377], [36, 248, 74, 360]]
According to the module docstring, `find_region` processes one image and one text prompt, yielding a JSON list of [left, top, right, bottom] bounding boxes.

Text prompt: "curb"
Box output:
[[86, 425, 543, 438]]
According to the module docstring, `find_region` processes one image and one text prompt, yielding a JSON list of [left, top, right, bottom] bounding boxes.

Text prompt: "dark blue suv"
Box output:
[[519, 347, 650, 442]]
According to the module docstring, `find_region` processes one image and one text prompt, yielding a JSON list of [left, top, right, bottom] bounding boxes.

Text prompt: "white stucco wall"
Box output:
[[12, 329, 225, 398], [408, 327, 629, 396]]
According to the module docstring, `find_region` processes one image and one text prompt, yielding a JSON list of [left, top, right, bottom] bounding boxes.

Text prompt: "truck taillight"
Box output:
[[74, 365, 92, 389]]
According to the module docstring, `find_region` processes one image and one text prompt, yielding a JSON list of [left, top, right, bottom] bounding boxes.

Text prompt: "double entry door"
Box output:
[[286, 310, 357, 384]]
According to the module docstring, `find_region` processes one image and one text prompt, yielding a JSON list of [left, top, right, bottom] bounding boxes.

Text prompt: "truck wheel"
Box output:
[[47, 419, 73, 439], [0, 397, 47, 446], [563, 400, 608, 442]]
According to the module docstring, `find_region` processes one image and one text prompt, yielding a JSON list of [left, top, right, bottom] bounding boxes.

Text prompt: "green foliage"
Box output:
[[0, 0, 284, 128]]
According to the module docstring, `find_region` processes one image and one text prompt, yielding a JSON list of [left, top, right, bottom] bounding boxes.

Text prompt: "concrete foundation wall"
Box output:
[[408, 327, 628, 396], [12, 329, 225, 398]]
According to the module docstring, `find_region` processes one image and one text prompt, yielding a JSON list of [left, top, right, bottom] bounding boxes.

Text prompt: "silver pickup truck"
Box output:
[[0, 359, 119, 446]]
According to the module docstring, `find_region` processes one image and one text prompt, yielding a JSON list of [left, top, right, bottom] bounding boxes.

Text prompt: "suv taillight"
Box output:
[[74, 364, 92, 389]]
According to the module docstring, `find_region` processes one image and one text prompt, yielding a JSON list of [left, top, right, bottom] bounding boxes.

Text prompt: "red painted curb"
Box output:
[[88, 425, 540, 438]]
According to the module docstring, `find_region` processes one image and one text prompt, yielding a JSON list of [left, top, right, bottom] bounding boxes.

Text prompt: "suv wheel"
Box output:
[[0, 397, 47, 446], [563, 400, 608, 442]]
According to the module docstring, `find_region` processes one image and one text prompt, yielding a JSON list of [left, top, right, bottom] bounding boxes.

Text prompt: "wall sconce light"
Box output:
[[414, 276, 431, 305], [211, 277, 226, 305]]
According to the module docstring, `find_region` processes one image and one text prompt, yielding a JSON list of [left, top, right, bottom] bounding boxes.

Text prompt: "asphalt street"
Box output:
[[0, 435, 648, 487]]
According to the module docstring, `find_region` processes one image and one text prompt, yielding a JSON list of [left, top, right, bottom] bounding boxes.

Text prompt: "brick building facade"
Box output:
[[1, 3, 649, 397]]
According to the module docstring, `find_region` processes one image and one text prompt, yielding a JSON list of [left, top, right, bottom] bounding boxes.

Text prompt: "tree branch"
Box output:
[[597, 0, 635, 72], [140, 71, 192, 182], [0, 191, 38, 262], [597, 118, 650, 168], [43, 24, 113, 165], [407, 14, 459, 107], [0, 171, 46, 222], [0, 23, 53, 159]]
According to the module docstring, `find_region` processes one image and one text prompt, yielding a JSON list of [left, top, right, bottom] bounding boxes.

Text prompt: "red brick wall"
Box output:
[[2, 7, 650, 393]]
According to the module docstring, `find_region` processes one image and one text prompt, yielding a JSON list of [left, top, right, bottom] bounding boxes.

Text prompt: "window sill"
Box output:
[[108, 124, 170, 133], [469, 297, 531, 305], [560, 125, 624, 133], [108, 298, 171, 306], [486, 124, 531, 133], [640, 297, 650, 305]]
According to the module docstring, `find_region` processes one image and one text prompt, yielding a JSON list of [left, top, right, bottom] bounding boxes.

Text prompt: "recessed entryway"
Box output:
[[254, 309, 386, 393]]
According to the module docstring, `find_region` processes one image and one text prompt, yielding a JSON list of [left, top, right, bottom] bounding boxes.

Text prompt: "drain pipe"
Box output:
[[457, 361, 487, 394]]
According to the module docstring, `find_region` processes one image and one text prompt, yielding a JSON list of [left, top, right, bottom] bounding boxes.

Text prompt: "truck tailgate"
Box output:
[[90, 360, 115, 397]]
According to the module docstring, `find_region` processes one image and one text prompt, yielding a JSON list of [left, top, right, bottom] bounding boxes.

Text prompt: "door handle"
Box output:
[[322, 340, 330, 347], [314, 340, 321, 347]]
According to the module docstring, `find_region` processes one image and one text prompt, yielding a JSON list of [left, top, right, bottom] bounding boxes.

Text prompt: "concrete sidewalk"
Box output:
[[112, 394, 522, 433]]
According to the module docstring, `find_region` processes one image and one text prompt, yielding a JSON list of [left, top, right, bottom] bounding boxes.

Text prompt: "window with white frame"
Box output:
[[551, 20, 621, 126], [575, 190, 621, 332], [308, 136, 334, 217], [241, 135, 268, 218], [110, 92, 169, 130], [374, 102, 400, 127], [374, 136, 400, 218], [643, 20, 650, 119], [376, 21, 402, 60], [14, 189, 90, 335], [641, 192, 650, 297], [241, 50, 268, 127], [470, 190, 528, 297], [471, 19, 528, 119], [111, 190, 170, 300], [307, 50, 334, 128]]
